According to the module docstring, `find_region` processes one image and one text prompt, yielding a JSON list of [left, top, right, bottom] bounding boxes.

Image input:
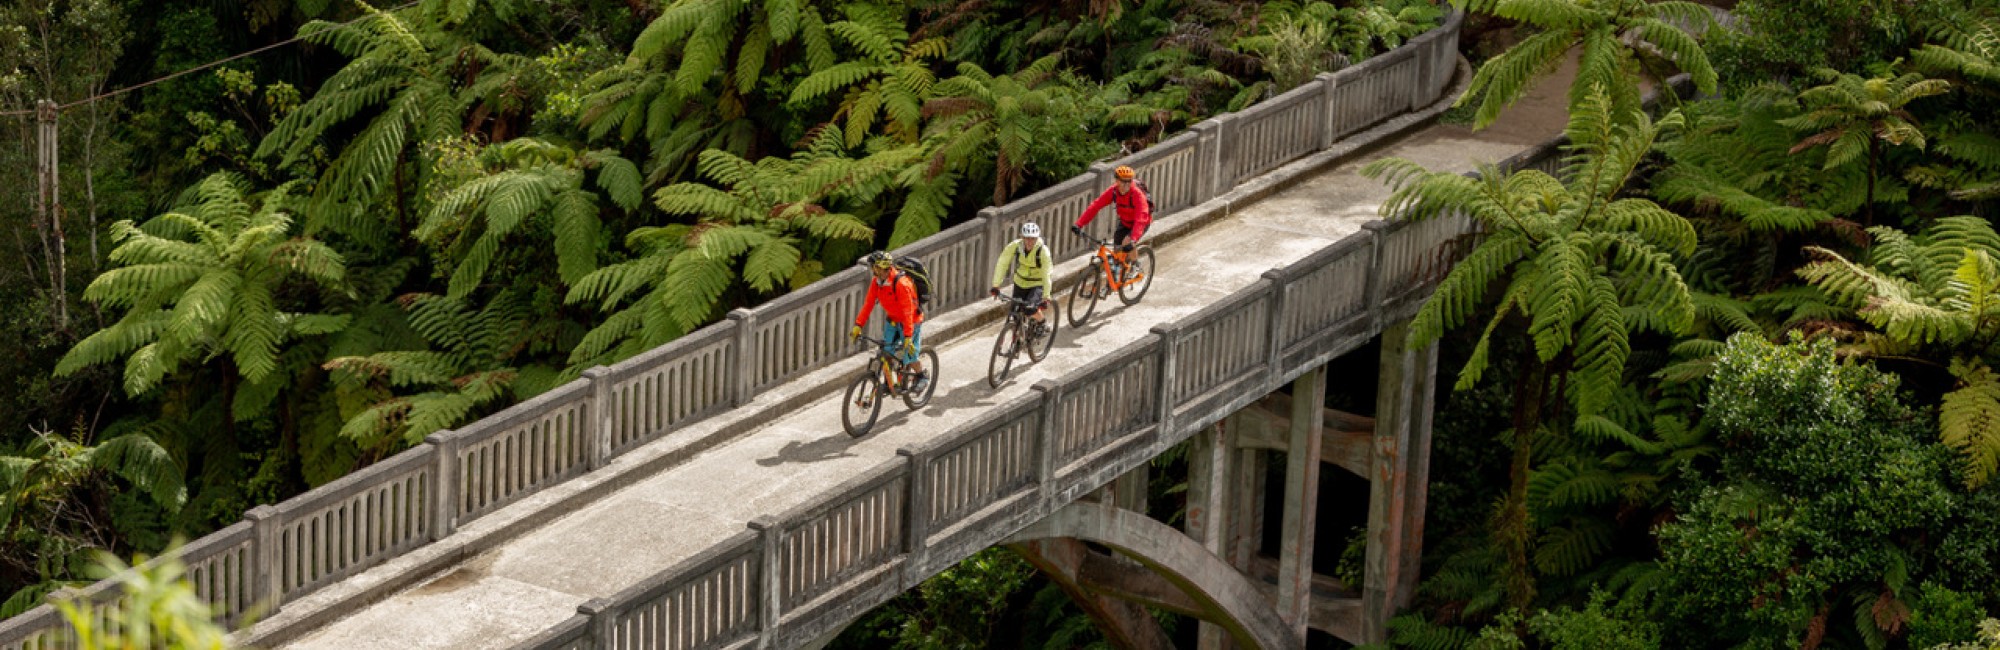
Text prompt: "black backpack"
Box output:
[[1116, 179, 1157, 214], [894, 257, 934, 313]]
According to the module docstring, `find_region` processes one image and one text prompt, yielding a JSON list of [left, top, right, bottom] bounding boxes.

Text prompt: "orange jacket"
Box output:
[[856, 271, 922, 337], [1075, 184, 1152, 241]]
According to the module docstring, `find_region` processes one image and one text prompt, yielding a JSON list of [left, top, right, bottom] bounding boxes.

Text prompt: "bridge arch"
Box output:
[[1005, 501, 1300, 650]]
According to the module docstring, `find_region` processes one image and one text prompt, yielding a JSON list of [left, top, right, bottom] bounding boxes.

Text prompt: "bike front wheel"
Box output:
[[904, 348, 940, 409], [988, 318, 1021, 388], [1027, 304, 1058, 362], [1118, 246, 1156, 305], [842, 371, 884, 437], [1067, 265, 1102, 327]]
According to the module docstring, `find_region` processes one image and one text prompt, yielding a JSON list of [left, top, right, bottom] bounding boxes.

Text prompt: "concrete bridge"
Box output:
[[0, 11, 1594, 649]]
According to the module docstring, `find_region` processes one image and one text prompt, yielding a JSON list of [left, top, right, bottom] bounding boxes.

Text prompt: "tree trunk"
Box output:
[[1499, 345, 1545, 614], [1864, 139, 1878, 229]]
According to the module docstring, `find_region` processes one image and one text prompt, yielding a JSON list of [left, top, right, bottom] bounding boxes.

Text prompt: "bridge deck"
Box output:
[[278, 115, 1552, 649]]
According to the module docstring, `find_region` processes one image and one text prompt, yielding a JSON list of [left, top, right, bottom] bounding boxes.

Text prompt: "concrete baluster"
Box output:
[[896, 448, 932, 564], [425, 430, 461, 540], [1261, 271, 1290, 383], [1030, 379, 1063, 503], [1192, 118, 1226, 205], [747, 517, 785, 649], [1361, 223, 1388, 325], [578, 598, 613, 649], [245, 505, 282, 610], [1317, 72, 1342, 150], [581, 366, 613, 469], [1150, 324, 1181, 440], [727, 308, 758, 407]]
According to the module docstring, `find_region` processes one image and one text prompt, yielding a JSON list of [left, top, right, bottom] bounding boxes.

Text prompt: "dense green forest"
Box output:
[[7, 0, 2000, 647]]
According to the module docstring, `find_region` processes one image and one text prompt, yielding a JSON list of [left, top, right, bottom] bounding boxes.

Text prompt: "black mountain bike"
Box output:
[[842, 335, 940, 437], [987, 293, 1059, 387]]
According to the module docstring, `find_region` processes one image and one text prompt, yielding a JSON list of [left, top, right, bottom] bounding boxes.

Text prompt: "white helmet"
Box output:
[[1020, 222, 1041, 238]]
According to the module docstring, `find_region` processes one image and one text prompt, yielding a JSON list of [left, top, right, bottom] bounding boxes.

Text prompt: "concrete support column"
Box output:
[[1397, 335, 1440, 607], [1112, 463, 1149, 515], [1277, 369, 1327, 642], [1361, 322, 1437, 641], [1186, 423, 1235, 650]]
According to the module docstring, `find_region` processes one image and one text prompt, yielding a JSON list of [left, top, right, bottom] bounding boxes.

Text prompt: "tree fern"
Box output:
[[259, 2, 531, 248], [1451, 0, 1717, 131], [564, 139, 904, 368], [58, 175, 349, 397], [422, 138, 638, 298], [325, 292, 551, 450], [1363, 86, 1693, 611], [1797, 217, 2000, 485]]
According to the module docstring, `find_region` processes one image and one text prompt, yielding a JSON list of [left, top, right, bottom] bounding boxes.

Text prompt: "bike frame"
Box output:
[[858, 336, 907, 392], [1088, 240, 1144, 290]]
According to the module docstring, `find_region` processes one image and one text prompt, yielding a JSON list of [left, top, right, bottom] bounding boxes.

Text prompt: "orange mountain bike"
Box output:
[[842, 334, 939, 437], [1066, 235, 1155, 327]]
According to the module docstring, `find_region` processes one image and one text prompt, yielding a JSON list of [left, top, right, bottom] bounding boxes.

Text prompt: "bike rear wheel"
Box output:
[[842, 371, 883, 437], [988, 317, 1021, 388], [1118, 246, 1156, 305], [1067, 265, 1101, 327], [903, 348, 940, 409], [1027, 303, 1058, 362]]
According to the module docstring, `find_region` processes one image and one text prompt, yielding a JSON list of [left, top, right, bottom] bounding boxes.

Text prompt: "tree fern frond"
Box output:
[[1942, 358, 2000, 487]]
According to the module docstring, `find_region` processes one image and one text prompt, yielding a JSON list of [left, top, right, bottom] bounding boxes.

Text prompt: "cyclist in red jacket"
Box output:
[[1071, 165, 1151, 250], [849, 251, 928, 393]]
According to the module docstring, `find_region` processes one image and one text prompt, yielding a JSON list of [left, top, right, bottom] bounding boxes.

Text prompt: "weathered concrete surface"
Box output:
[[1277, 370, 1327, 642], [1007, 503, 1299, 650], [274, 100, 1548, 650]]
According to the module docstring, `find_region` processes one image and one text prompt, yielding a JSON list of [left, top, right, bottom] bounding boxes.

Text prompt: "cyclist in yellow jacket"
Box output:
[[989, 222, 1055, 339]]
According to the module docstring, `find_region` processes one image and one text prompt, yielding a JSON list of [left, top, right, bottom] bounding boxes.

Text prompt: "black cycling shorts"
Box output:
[[1011, 284, 1045, 306]]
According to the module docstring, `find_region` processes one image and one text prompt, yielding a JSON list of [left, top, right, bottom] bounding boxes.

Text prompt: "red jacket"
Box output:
[[856, 271, 922, 337], [1075, 184, 1151, 241]]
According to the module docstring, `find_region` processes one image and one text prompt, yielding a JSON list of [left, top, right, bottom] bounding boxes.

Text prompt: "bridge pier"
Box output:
[[1277, 369, 1327, 643], [1006, 320, 1441, 649]]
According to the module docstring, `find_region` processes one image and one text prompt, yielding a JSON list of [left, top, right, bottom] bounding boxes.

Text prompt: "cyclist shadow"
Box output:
[[1052, 304, 1134, 349], [917, 381, 1007, 414], [756, 435, 859, 466]]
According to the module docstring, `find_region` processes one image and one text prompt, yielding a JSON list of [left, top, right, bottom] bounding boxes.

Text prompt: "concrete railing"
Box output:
[[0, 10, 1466, 648], [513, 129, 1559, 650]]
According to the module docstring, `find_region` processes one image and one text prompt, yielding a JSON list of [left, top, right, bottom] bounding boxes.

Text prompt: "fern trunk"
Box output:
[[1499, 345, 1546, 615], [1866, 139, 1878, 228]]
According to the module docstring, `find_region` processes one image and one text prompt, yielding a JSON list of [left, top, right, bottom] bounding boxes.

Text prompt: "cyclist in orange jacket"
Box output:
[[849, 251, 929, 393]]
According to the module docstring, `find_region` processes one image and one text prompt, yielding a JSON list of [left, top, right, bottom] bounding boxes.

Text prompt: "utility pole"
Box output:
[[36, 98, 67, 329]]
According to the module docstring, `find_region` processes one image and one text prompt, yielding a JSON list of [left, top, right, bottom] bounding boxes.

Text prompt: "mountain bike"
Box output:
[[988, 293, 1059, 388], [842, 334, 940, 437], [1066, 235, 1156, 327]]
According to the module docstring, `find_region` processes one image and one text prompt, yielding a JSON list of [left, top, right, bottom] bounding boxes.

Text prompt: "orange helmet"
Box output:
[[1114, 166, 1135, 180]]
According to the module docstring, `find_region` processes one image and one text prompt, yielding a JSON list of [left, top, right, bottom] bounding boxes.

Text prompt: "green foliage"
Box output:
[[566, 131, 899, 367], [1368, 86, 1694, 407], [0, 425, 186, 609], [422, 137, 640, 298], [1471, 589, 1660, 650], [1451, 0, 1717, 130], [57, 174, 349, 400], [1911, 583, 1990, 649], [1798, 217, 2000, 485], [55, 545, 235, 649], [831, 547, 1039, 649], [325, 293, 548, 451], [1655, 334, 2000, 648]]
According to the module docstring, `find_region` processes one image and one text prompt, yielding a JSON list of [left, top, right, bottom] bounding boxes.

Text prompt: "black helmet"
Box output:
[[862, 251, 894, 270]]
